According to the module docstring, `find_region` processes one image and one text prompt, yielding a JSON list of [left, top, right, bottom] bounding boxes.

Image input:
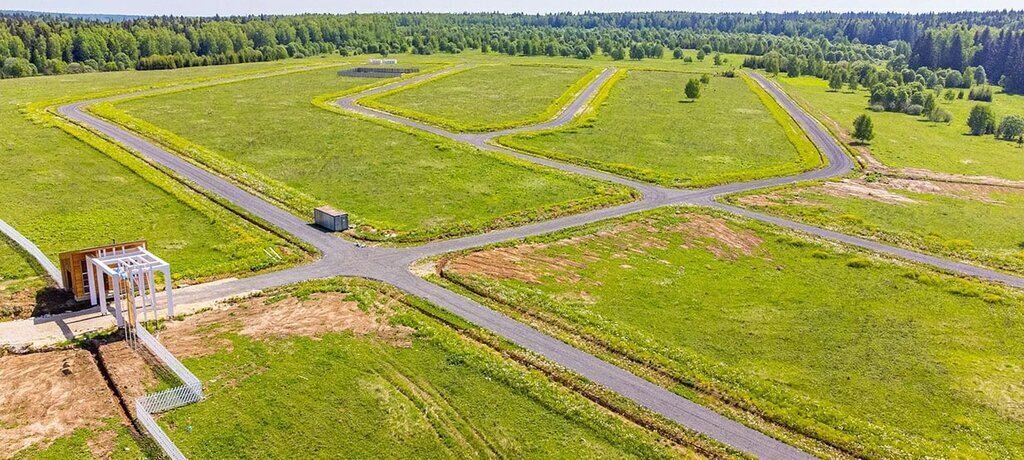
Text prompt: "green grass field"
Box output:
[[499, 70, 820, 187], [150, 279, 695, 459], [0, 59, 324, 290], [436, 207, 1024, 459], [106, 63, 631, 242], [728, 176, 1024, 276], [365, 64, 596, 132], [775, 75, 1024, 180], [12, 421, 146, 460]]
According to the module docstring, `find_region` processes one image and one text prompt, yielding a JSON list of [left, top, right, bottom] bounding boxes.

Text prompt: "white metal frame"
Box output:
[[86, 246, 174, 328]]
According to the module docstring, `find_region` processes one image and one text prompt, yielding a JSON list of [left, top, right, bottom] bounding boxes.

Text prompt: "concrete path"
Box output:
[[10, 64, 1024, 458]]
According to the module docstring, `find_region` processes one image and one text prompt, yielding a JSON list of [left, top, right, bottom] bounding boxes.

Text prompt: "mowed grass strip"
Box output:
[[776, 75, 1024, 180], [110, 65, 631, 242], [436, 207, 1024, 459], [500, 70, 821, 188], [729, 175, 1024, 276], [139, 279, 695, 459], [0, 61, 318, 287], [364, 64, 597, 132]]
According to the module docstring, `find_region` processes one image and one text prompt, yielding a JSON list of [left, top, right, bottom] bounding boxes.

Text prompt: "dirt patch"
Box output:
[[884, 177, 1022, 204], [98, 341, 161, 405], [0, 349, 124, 457], [744, 176, 1024, 209], [819, 179, 918, 205], [445, 212, 765, 286], [0, 277, 43, 321], [152, 292, 415, 358], [445, 245, 587, 284], [672, 214, 764, 259]]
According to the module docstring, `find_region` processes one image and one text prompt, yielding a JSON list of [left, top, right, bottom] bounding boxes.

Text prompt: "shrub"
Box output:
[[905, 104, 924, 116], [967, 104, 996, 135], [928, 108, 953, 123], [996, 115, 1024, 141], [0, 57, 36, 78], [968, 86, 994, 102], [869, 104, 886, 112], [853, 114, 875, 143]]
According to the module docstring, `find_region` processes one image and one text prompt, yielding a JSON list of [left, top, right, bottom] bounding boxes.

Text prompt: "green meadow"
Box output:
[[0, 59, 323, 290], [500, 70, 820, 187], [153, 279, 695, 459], [366, 64, 596, 132], [106, 61, 630, 242], [775, 74, 1024, 180], [437, 207, 1024, 459], [729, 176, 1024, 276]]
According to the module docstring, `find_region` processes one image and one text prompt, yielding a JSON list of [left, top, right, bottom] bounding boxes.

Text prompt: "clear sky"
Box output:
[[4, 0, 1021, 17]]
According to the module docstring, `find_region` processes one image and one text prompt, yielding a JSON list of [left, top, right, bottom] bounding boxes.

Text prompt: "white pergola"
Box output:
[[86, 246, 174, 331]]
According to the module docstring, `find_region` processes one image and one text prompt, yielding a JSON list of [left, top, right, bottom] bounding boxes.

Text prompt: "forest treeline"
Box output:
[[0, 11, 1023, 93]]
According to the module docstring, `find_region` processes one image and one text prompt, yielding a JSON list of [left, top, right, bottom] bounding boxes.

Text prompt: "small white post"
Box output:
[[163, 267, 174, 318], [87, 259, 98, 306], [112, 276, 123, 328], [96, 265, 108, 315], [147, 270, 158, 320]]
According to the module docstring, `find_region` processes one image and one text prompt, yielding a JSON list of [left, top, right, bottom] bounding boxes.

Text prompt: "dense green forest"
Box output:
[[1, 11, 1023, 93]]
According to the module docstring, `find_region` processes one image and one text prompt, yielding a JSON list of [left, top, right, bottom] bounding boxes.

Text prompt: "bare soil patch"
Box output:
[[444, 212, 765, 284], [98, 340, 161, 405], [740, 176, 1024, 210], [152, 292, 414, 359], [671, 214, 764, 259], [0, 349, 124, 457], [820, 179, 918, 205]]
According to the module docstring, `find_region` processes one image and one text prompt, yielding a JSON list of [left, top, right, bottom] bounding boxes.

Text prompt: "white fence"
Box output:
[[134, 326, 204, 459], [0, 218, 62, 287]]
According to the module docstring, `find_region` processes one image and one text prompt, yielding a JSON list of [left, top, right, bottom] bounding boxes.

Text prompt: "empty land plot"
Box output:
[[99, 279, 697, 459], [500, 70, 820, 188], [436, 207, 1024, 459], [0, 349, 149, 459], [364, 64, 595, 132], [107, 66, 630, 242], [729, 176, 1024, 276], [776, 75, 1024, 180], [0, 61, 317, 292]]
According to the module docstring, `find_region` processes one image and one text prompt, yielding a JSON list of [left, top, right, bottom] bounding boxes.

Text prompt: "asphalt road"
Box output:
[[51, 65, 1024, 458]]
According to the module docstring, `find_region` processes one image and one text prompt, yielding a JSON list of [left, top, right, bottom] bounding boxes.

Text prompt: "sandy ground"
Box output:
[[0, 349, 125, 457]]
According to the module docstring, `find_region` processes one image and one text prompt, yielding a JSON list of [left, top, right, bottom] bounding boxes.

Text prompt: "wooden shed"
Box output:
[[314, 206, 349, 232], [59, 240, 147, 302]]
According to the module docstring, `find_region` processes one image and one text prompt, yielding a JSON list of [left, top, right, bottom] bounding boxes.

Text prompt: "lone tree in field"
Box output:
[[996, 115, 1024, 141], [685, 78, 701, 100], [967, 104, 996, 135], [852, 114, 875, 143], [828, 72, 844, 91]]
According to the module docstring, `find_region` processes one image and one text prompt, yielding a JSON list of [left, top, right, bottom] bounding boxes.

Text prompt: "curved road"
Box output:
[[50, 65, 1024, 458]]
